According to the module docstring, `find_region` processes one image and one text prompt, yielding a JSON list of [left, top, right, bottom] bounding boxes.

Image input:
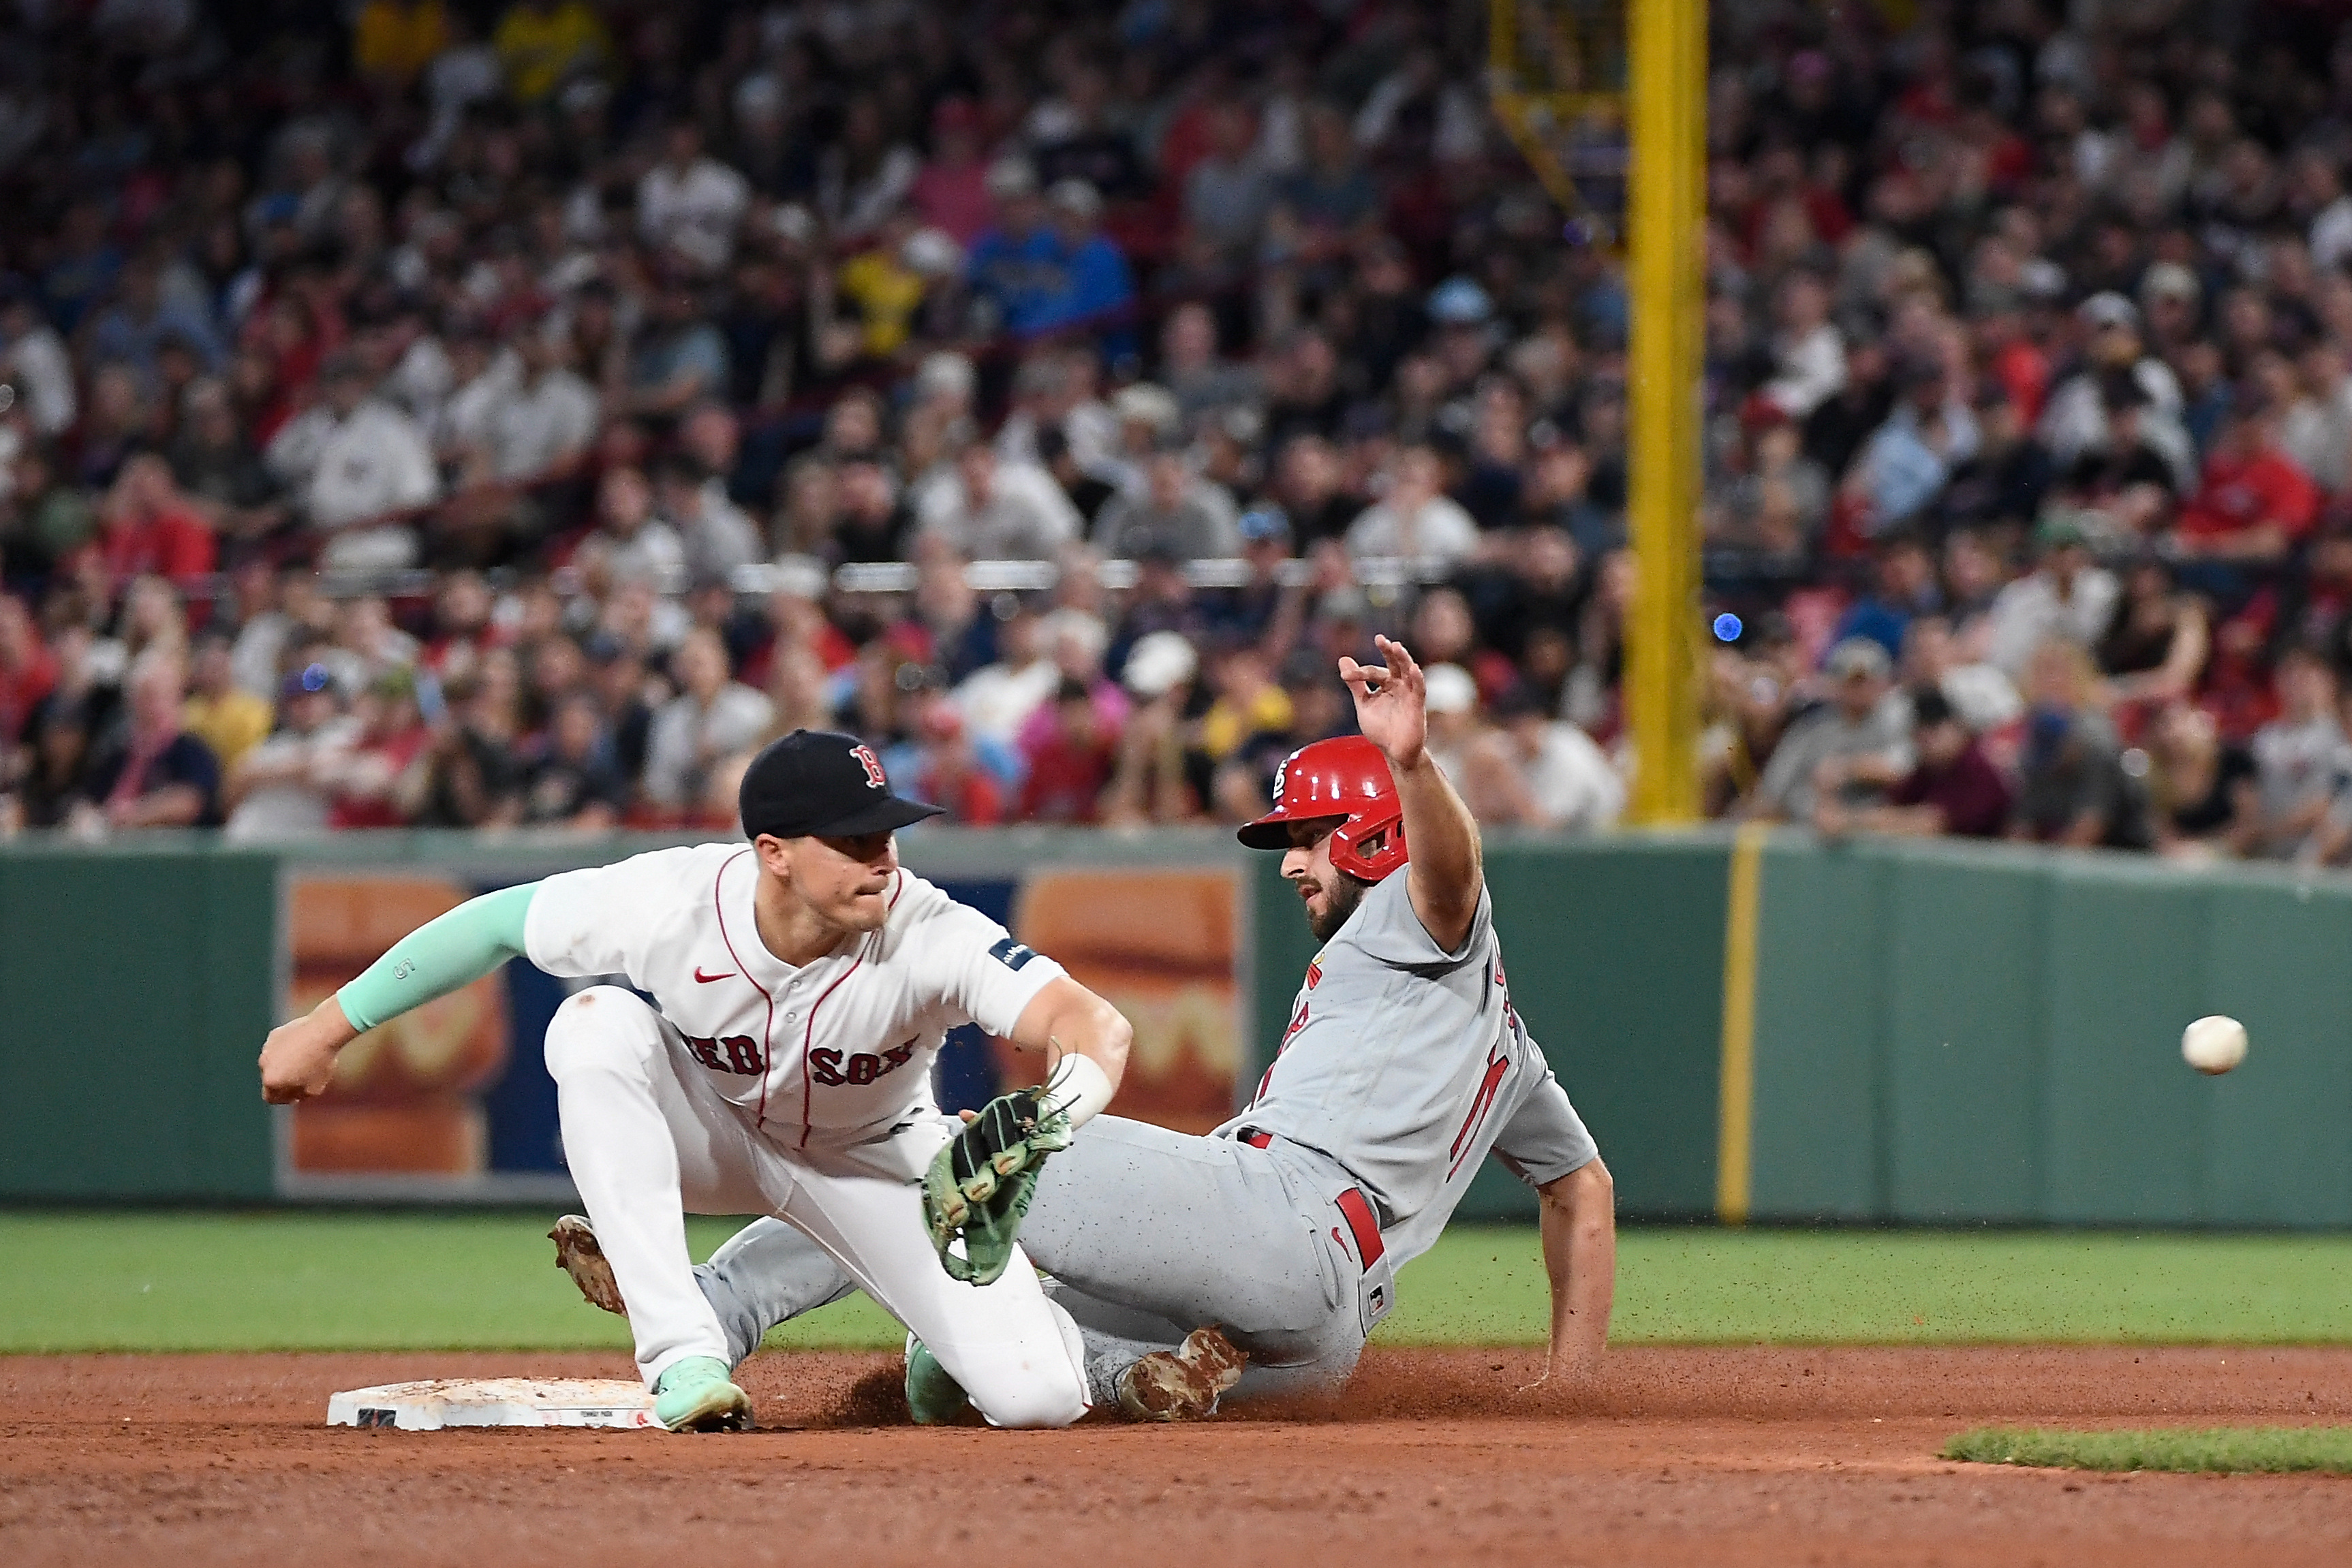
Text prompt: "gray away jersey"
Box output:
[[1215, 869, 1598, 1268]]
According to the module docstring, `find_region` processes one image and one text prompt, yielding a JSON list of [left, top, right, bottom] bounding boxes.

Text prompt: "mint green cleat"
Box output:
[[903, 1334, 971, 1426], [652, 1355, 753, 1432]]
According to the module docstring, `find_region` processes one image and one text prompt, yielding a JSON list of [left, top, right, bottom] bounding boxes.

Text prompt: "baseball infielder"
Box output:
[[259, 730, 1133, 1431], [555, 638, 1615, 1420]]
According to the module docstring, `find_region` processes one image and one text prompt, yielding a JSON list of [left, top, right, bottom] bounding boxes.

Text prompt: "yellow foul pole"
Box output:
[[1625, 0, 1706, 824]]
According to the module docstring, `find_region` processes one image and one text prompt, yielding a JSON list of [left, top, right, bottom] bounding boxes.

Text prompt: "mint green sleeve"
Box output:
[[335, 882, 540, 1033]]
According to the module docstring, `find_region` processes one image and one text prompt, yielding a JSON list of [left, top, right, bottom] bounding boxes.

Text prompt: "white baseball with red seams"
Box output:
[[523, 841, 1089, 1426]]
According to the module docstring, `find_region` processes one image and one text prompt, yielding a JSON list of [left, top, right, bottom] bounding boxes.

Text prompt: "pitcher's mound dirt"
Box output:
[[5, 1347, 2351, 1567]]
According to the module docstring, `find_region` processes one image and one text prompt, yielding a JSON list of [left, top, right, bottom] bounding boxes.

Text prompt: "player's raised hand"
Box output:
[[1339, 634, 1427, 769], [258, 996, 358, 1103]]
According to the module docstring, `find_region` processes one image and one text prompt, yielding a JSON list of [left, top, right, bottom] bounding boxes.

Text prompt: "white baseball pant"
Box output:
[[542, 985, 1089, 1428]]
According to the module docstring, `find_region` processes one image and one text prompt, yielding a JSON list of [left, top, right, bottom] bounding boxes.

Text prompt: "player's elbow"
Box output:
[[1084, 997, 1134, 1085]]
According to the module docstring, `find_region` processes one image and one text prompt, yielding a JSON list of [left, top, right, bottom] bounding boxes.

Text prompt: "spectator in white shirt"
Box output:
[[1346, 444, 1479, 566], [653, 457, 760, 581], [637, 122, 749, 274], [642, 626, 773, 811], [1760, 270, 1846, 421], [582, 465, 683, 586], [264, 352, 439, 569], [1466, 682, 1625, 831], [484, 324, 598, 482], [0, 287, 76, 437], [953, 605, 1059, 745], [1985, 514, 2121, 679], [918, 440, 1081, 560], [223, 664, 360, 840]]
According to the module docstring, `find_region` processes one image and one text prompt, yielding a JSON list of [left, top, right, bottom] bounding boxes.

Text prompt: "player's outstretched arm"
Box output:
[[1004, 975, 1133, 1120], [258, 882, 540, 1103], [1530, 1155, 1615, 1394], [1340, 633, 1483, 951]]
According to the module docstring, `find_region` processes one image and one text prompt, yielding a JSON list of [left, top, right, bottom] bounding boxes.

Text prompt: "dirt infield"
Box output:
[[5, 1347, 2351, 1567]]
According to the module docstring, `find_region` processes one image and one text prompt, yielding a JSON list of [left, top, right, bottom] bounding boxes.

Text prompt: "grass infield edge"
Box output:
[[1943, 1426, 2352, 1475]]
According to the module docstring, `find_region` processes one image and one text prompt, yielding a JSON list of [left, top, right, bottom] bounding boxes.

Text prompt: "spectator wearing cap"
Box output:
[[2138, 262, 2203, 355], [2010, 639, 2150, 850], [75, 650, 221, 831], [918, 441, 1081, 562], [1346, 445, 1479, 567], [1023, 178, 1137, 354], [264, 352, 438, 570], [1748, 637, 1913, 824], [1101, 628, 1200, 824], [1847, 353, 1980, 535], [2171, 396, 2319, 565], [2037, 292, 2194, 489], [223, 662, 358, 839], [1092, 440, 1239, 563], [901, 693, 1006, 826], [1816, 686, 2010, 841], [1421, 661, 1481, 783], [1985, 514, 2121, 679], [1205, 507, 1297, 643], [2056, 370, 2178, 545]]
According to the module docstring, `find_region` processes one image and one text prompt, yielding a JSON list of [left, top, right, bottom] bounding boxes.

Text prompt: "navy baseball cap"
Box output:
[[739, 730, 944, 840]]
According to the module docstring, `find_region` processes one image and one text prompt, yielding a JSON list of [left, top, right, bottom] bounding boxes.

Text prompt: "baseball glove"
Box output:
[[923, 1086, 1074, 1285]]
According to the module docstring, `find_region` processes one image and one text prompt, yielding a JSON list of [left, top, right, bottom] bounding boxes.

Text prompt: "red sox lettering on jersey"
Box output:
[[522, 843, 1064, 1155]]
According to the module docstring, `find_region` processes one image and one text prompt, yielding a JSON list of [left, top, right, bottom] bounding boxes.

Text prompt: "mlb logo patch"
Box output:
[[989, 936, 1038, 970]]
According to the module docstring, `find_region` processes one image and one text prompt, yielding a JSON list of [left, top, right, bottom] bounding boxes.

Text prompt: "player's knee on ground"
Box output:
[[544, 986, 662, 1083], [963, 1356, 1089, 1430], [953, 1301, 1090, 1430]]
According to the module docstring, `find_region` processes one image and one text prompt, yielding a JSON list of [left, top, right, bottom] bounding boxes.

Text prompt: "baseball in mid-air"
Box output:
[[2182, 1015, 2248, 1076]]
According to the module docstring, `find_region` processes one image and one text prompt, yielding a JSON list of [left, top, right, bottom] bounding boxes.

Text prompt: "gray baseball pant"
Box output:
[[696, 1115, 1387, 1405]]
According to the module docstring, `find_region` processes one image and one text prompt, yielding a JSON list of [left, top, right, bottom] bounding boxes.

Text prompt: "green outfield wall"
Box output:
[[5, 830, 2351, 1222]]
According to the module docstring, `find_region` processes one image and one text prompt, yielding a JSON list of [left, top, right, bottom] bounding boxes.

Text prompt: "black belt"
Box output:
[[1238, 1127, 1385, 1268]]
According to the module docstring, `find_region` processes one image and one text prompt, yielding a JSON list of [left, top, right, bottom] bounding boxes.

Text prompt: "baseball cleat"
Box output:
[[652, 1356, 753, 1432], [903, 1334, 972, 1426], [548, 1215, 627, 1315], [1115, 1326, 1247, 1422]]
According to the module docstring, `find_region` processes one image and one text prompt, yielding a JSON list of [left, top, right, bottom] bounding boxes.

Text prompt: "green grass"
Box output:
[[4, 1214, 2352, 1353], [1945, 1426, 2352, 1474]]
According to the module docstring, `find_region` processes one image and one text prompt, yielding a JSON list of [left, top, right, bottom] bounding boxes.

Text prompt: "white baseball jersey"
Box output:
[[524, 843, 1066, 1160]]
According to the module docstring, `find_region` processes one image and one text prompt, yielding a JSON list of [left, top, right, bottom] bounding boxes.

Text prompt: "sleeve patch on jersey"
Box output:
[[988, 936, 1039, 971]]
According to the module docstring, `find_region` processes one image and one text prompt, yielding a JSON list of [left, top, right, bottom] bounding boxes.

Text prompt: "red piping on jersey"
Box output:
[[796, 870, 904, 1150], [711, 849, 778, 1127], [1447, 1050, 1511, 1177]]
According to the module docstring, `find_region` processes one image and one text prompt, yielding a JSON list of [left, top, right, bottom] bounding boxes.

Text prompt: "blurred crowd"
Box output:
[[9, 1, 2352, 860]]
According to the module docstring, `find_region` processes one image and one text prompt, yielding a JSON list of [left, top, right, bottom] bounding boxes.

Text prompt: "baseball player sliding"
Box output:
[[258, 730, 1133, 1432], [555, 636, 1616, 1420]]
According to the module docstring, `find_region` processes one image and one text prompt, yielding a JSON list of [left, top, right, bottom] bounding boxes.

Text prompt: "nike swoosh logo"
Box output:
[[694, 967, 736, 984]]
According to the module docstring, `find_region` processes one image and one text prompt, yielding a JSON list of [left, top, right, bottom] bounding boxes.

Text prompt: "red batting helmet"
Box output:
[[1236, 735, 1408, 882]]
